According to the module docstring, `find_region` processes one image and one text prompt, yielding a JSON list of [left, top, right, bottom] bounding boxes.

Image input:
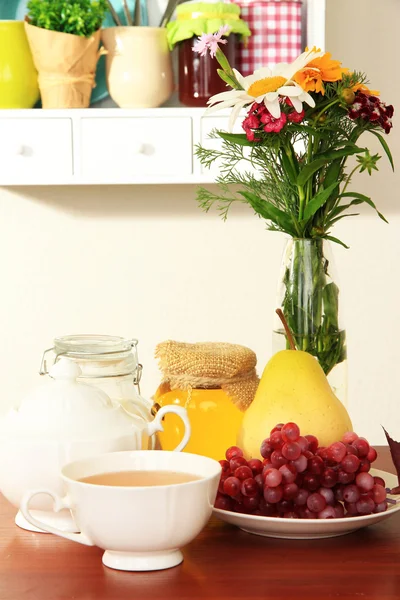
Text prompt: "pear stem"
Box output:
[[275, 309, 297, 351]]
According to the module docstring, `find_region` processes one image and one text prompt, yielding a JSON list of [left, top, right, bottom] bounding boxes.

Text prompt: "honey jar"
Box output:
[[153, 340, 259, 461]]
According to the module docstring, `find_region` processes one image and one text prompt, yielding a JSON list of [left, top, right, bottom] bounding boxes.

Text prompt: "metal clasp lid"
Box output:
[[39, 338, 143, 395], [131, 338, 143, 395], [39, 347, 56, 377]]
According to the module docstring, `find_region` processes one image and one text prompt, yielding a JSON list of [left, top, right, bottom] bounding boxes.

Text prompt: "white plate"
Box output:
[[213, 469, 400, 539]]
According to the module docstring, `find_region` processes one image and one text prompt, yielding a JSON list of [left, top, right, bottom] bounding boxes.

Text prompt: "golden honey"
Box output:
[[154, 384, 244, 461]]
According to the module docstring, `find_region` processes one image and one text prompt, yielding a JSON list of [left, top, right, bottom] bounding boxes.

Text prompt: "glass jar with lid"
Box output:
[[39, 335, 152, 437], [166, 2, 250, 107]]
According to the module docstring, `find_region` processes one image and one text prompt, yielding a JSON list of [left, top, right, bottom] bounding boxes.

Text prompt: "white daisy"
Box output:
[[207, 48, 324, 131]]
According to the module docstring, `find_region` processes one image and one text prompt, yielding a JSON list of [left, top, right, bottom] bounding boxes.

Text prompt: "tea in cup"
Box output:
[[21, 450, 221, 571]]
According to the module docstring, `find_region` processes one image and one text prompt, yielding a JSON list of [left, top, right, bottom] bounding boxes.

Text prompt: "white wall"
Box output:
[[0, 0, 398, 445]]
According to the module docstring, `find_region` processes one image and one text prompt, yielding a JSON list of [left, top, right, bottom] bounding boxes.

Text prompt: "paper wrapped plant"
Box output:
[[25, 0, 108, 108]]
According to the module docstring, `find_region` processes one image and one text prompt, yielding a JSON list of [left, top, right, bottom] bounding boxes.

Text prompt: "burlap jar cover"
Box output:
[[24, 22, 103, 109], [155, 340, 259, 411]]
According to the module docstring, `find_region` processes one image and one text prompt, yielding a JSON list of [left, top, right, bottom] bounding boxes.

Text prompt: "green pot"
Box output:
[[0, 20, 39, 108]]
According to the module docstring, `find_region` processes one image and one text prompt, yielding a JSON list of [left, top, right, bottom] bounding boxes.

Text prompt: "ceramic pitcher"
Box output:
[[101, 26, 174, 108]]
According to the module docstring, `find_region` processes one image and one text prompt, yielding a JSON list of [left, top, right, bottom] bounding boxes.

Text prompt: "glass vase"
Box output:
[[273, 238, 348, 405]]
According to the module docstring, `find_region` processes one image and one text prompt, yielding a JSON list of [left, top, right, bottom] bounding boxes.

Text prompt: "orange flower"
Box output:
[[293, 52, 347, 95], [352, 82, 380, 96]]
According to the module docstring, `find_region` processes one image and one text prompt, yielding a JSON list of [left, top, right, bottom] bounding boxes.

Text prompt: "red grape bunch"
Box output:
[[215, 422, 388, 519]]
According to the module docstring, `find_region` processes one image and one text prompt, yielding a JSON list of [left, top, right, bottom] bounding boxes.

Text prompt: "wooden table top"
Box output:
[[0, 447, 399, 600]]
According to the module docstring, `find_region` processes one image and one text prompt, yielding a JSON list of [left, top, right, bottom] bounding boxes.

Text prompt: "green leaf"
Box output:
[[323, 159, 343, 189], [279, 149, 297, 185], [340, 192, 388, 223], [327, 201, 362, 222], [297, 158, 327, 186], [356, 150, 381, 175], [218, 132, 255, 147], [239, 191, 297, 236], [217, 69, 238, 89], [215, 48, 233, 77], [289, 145, 300, 176], [323, 235, 350, 249], [323, 282, 339, 329], [369, 130, 395, 171], [317, 145, 366, 162], [297, 146, 365, 186], [27, 0, 107, 36], [286, 124, 332, 139], [302, 182, 340, 221], [327, 213, 360, 226]]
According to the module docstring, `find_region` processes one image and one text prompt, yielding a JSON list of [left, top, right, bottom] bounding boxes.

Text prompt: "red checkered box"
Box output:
[[237, 0, 303, 76]]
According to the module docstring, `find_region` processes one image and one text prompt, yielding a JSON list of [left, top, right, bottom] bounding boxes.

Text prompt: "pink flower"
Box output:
[[213, 24, 230, 43], [243, 114, 260, 130], [192, 33, 215, 57], [288, 109, 305, 123], [241, 102, 289, 139], [192, 25, 230, 59], [244, 129, 261, 142], [261, 111, 288, 133], [251, 102, 267, 115]]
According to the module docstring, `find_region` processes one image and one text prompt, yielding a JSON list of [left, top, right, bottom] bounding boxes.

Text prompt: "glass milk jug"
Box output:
[[39, 335, 152, 429]]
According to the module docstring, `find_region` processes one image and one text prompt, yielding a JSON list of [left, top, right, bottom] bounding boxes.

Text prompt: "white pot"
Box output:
[[0, 359, 190, 531]]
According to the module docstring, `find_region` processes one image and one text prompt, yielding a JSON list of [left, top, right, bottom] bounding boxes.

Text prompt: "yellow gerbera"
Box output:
[[293, 51, 347, 95]]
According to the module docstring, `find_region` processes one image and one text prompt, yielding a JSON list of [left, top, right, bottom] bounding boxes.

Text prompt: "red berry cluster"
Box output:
[[348, 92, 394, 134], [215, 422, 387, 519], [242, 101, 305, 141]]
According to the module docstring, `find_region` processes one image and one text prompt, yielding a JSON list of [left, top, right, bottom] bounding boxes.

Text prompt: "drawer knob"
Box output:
[[131, 142, 145, 155]]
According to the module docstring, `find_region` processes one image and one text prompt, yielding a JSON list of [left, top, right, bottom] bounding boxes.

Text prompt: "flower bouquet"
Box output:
[[195, 30, 394, 386]]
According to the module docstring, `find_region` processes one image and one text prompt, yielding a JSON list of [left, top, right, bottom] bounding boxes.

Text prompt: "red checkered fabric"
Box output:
[[237, 0, 302, 76]]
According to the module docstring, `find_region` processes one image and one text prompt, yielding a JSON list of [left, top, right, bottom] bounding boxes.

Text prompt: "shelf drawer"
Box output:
[[80, 117, 193, 179], [0, 118, 73, 179]]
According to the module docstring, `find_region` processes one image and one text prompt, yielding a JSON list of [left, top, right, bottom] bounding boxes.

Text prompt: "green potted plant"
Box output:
[[25, 0, 108, 108]]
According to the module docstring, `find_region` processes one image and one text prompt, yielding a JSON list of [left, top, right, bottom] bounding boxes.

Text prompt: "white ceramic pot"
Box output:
[[0, 359, 190, 532], [21, 450, 221, 571], [101, 27, 174, 108]]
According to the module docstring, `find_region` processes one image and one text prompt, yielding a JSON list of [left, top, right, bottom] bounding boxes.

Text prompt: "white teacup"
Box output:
[[21, 450, 221, 572]]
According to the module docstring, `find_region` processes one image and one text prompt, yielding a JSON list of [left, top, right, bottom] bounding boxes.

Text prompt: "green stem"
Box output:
[[306, 132, 314, 209], [341, 164, 359, 196], [280, 239, 346, 376], [282, 140, 307, 225], [298, 187, 306, 221], [215, 48, 242, 90], [314, 98, 341, 123]]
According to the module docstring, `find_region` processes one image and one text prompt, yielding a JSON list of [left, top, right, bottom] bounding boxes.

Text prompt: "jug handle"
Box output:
[[146, 406, 191, 452]]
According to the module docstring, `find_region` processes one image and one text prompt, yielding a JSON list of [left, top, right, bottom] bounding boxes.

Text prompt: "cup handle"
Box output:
[[146, 405, 191, 452], [20, 489, 94, 546]]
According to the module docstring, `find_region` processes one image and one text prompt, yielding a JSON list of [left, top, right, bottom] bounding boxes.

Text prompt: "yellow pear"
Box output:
[[237, 349, 352, 459]]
